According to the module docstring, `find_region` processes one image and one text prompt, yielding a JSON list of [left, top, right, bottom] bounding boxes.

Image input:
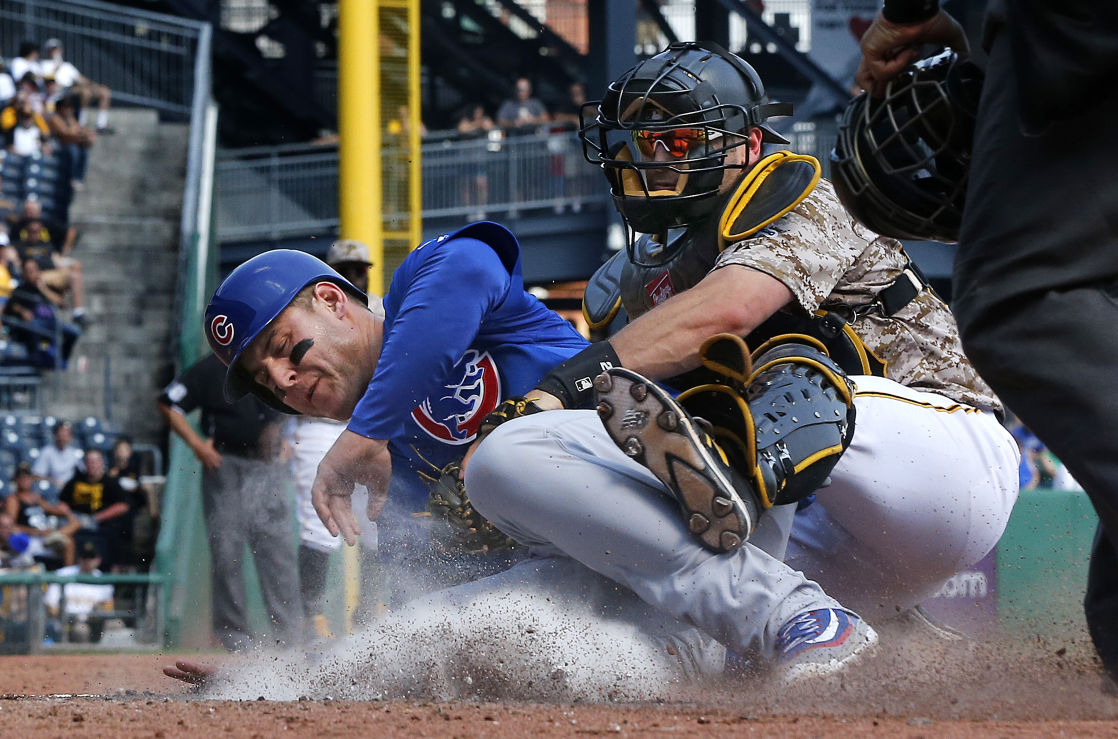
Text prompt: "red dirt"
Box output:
[[0, 647, 1116, 738]]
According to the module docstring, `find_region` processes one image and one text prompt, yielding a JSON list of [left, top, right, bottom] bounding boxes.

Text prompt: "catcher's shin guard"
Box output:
[[594, 334, 855, 553], [728, 333, 856, 508]]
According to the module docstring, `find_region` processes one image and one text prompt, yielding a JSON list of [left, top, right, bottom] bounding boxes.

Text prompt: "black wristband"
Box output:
[[536, 341, 621, 409], [881, 0, 939, 24]]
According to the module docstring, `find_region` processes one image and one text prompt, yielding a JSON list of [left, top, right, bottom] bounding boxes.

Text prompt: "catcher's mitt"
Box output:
[[478, 395, 544, 438], [421, 460, 517, 554]]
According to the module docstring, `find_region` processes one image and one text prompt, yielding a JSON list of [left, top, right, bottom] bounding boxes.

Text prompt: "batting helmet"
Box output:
[[830, 49, 984, 243], [579, 41, 792, 240], [204, 249, 366, 412]]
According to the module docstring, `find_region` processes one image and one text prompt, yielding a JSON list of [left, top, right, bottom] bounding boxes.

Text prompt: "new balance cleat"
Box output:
[[776, 608, 878, 684], [594, 367, 759, 552]]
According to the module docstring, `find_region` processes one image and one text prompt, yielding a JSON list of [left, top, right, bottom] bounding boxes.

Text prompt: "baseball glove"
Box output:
[[421, 460, 518, 554], [478, 395, 544, 438]]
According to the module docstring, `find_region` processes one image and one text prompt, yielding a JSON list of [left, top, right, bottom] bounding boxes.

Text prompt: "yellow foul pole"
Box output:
[[337, 0, 381, 630], [339, 0, 384, 296]]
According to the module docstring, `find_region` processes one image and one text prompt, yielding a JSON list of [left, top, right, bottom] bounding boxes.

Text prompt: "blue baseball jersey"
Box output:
[[347, 222, 588, 509]]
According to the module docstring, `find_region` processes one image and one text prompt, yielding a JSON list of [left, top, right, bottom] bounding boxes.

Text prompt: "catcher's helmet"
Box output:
[[579, 41, 792, 240], [831, 49, 984, 243], [204, 249, 366, 412]]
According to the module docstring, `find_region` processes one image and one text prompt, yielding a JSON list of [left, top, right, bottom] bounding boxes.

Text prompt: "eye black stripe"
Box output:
[[290, 338, 314, 365]]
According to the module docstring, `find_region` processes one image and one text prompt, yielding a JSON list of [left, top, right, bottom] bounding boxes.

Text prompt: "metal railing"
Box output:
[[214, 127, 609, 243], [214, 119, 838, 244], [0, 0, 209, 119], [0, 570, 165, 653]]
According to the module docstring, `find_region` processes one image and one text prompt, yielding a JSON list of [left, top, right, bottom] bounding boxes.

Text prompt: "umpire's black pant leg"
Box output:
[[1087, 525, 1118, 679], [950, 28, 1118, 679]]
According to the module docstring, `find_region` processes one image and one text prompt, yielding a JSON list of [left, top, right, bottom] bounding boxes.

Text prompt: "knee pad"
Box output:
[[679, 333, 856, 508]]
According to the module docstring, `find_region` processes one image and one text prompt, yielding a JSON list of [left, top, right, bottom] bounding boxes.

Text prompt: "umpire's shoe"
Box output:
[[594, 366, 761, 552]]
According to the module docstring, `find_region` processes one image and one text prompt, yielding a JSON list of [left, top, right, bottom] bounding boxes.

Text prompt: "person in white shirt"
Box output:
[[32, 421, 83, 492], [7, 41, 41, 87], [39, 39, 113, 133], [44, 539, 114, 643]]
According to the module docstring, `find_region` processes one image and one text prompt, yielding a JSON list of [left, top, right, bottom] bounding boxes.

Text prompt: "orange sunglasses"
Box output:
[[631, 127, 713, 159]]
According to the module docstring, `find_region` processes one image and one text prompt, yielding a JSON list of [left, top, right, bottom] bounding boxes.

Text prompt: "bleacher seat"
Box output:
[[0, 429, 28, 463], [84, 431, 115, 456], [0, 448, 17, 483], [33, 478, 59, 503], [40, 416, 60, 440], [0, 151, 73, 224], [76, 417, 114, 450]]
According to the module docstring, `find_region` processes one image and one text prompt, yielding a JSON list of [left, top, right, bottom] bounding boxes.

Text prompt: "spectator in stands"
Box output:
[[32, 420, 82, 490], [0, 61, 14, 107], [158, 353, 303, 651], [0, 511, 25, 567], [0, 172, 18, 227], [13, 73, 45, 114], [324, 239, 373, 294], [1, 93, 51, 157], [108, 435, 141, 486], [1, 256, 82, 368], [1, 256, 82, 367], [6, 42, 41, 90], [456, 104, 495, 218], [11, 198, 78, 257], [10, 199, 85, 324], [45, 94, 95, 191], [496, 76, 549, 133], [108, 434, 156, 570], [59, 448, 132, 572], [44, 539, 114, 643], [4, 461, 79, 566], [457, 103, 495, 137], [39, 39, 113, 134], [550, 81, 586, 127]]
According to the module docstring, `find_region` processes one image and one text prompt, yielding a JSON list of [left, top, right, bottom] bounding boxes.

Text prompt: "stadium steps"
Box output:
[[39, 108, 189, 446]]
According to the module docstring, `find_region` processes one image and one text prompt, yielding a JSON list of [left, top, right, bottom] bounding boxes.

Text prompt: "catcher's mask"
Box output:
[[579, 41, 792, 258], [830, 49, 984, 243]]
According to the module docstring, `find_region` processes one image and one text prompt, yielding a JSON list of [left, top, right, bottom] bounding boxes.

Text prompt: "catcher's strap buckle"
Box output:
[[856, 261, 933, 319]]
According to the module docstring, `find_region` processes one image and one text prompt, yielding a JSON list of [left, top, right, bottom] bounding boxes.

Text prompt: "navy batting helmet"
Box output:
[[830, 49, 983, 243], [580, 41, 792, 239], [204, 249, 366, 412]]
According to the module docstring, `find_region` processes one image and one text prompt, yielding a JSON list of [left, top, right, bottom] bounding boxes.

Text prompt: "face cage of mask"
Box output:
[[832, 78, 968, 241]]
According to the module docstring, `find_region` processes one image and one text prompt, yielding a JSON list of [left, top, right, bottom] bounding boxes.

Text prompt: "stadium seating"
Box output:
[[0, 150, 71, 223]]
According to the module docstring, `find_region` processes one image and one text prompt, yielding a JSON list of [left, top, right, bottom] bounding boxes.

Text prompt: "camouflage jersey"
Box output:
[[713, 179, 1001, 414]]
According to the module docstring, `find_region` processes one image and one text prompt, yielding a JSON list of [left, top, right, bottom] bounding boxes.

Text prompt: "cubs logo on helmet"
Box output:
[[210, 315, 234, 346], [411, 349, 502, 444]]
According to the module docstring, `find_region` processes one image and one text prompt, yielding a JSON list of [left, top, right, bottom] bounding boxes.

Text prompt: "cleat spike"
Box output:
[[720, 531, 743, 550], [689, 513, 711, 533], [594, 372, 613, 393], [712, 497, 734, 517], [623, 437, 644, 457], [657, 410, 679, 431], [630, 382, 649, 401], [596, 401, 613, 420]]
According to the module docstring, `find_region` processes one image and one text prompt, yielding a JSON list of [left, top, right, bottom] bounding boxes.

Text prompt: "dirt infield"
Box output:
[[2, 642, 1118, 738]]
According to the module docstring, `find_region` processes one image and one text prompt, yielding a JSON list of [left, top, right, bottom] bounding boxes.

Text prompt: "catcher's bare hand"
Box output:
[[855, 10, 969, 97], [312, 430, 391, 546]]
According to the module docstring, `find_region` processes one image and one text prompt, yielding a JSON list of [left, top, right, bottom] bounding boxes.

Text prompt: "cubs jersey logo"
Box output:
[[646, 271, 676, 306], [210, 315, 234, 346], [411, 349, 501, 444]]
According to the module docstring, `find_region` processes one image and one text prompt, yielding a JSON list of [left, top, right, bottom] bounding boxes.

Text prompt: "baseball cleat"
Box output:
[[594, 367, 759, 553], [776, 608, 878, 684]]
